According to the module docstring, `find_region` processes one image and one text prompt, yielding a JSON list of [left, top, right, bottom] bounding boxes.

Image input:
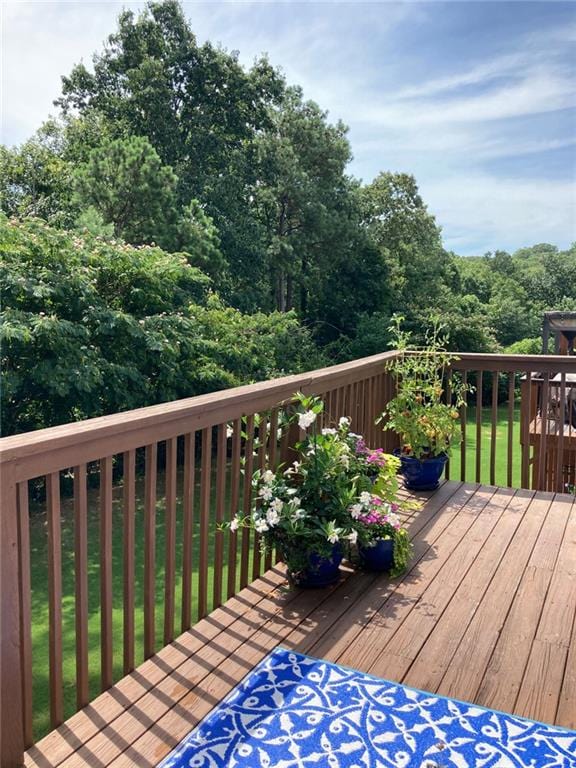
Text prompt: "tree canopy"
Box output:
[[2, 0, 575, 435]]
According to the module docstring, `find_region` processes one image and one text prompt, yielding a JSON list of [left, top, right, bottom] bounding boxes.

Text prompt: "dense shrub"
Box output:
[[0, 216, 321, 435]]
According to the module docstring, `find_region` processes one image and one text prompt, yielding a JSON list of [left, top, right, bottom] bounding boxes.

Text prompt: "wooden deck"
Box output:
[[25, 481, 576, 768]]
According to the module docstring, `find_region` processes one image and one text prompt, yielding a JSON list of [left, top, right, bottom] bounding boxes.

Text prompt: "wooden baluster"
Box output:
[[490, 372, 499, 486], [47, 472, 64, 726], [507, 373, 515, 489], [240, 415, 255, 588], [445, 371, 452, 481], [521, 372, 532, 489], [122, 452, 136, 675], [227, 419, 241, 599], [460, 370, 468, 482], [163, 439, 177, 645], [1, 468, 25, 767], [144, 443, 157, 659], [100, 457, 113, 691], [181, 433, 195, 632], [475, 371, 483, 483], [556, 373, 566, 493], [252, 414, 268, 582], [198, 427, 212, 620], [538, 373, 550, 491], [73, 465, 89, 707], [213, 424, 227, 610], [265, 409, 279, 572], [17, 481, 33, 747]]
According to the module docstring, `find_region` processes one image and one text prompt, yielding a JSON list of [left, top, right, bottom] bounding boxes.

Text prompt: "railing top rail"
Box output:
[[0, 351, 399, 481], [448, 352, 576, 373]]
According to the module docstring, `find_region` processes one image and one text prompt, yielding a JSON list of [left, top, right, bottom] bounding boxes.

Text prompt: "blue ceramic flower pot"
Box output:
[[359, 539, 394, 572], [393, 449, 448, 491], [292, 544, 343, 588]]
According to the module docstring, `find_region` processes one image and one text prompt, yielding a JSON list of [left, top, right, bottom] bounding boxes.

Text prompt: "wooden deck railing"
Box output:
[[0, 351, 398, 767], [1, 350, 574, 765], [447, 354, 576, 492]]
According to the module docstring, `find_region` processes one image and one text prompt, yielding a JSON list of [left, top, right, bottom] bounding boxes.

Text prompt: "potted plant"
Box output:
[[224, 394, 361, 588], [379, 316, 469, 490], [348, 450, 415, 574], [351, 494, 412, 574]]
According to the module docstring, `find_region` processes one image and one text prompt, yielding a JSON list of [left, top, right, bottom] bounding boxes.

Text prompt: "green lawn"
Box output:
[[29, 465, 252, 740], [447, 402, 526, 488]]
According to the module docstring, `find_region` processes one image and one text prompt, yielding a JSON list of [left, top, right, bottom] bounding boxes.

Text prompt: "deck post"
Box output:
[[0, 463, 25, 767]]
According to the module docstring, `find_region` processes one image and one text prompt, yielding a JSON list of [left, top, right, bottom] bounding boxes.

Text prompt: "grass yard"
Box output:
[[447, 402, 525, 488]]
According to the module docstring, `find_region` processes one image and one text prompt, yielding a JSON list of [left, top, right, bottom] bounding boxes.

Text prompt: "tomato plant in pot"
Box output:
[[379, 316, 470, 491]]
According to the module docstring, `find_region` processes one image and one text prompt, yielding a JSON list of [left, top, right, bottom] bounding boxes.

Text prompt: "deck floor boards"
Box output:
[[25, 481, 576, 768]]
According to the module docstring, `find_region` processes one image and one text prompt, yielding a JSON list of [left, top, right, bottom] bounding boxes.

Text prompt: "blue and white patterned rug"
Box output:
[[159, 647, 576, 768]]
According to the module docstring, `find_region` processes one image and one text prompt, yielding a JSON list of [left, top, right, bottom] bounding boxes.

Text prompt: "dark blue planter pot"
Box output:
[[393, 449, 448, 491], [292, 544, 343, 588], [359, 539, 394, 572]]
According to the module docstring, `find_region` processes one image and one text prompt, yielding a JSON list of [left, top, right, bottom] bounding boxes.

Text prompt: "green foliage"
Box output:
[[380, 316, 469, 459], [222, 393, 415, 579], [0, 216, 317, 435], [73, 135, 179, 245]]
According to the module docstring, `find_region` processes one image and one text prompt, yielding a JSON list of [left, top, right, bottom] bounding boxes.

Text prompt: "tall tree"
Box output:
[[361, 172, 452, 313]]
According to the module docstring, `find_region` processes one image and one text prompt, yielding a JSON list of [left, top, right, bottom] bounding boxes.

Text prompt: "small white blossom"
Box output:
[[230, 517, 240, 532], [258, 486, 273, 501], [266, 508, 280, 526], [339, 416, 351, 428], [291, 496, 301, 507], [254, 519, 269, 533], [284, 460, 301, 476], [387, 512, 401, 527], [292, 509, 306, 521], [322, 427, 337, 436], [262, 469, 275, 485], [298, 410, 317, 429], [327, 531, 340, 544], [350, 504, 363, 519], [340, 454, 350, 469], [226, 424, 234, 439], [347, 530, 358, 544], [359, 491, 372, 505], [270, 498, 284, 514]]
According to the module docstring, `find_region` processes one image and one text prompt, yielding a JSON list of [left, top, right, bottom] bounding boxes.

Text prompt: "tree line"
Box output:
[[1, 0, 575, 435]]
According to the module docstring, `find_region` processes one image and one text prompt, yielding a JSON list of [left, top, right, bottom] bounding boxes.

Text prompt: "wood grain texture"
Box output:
[[17, 481, 33, 747], [100, 457, 114, 692], [122, 452, 136, 676], [73, 465, 89, 707], [47, 472, 64, 727], [23, 483, 575, 768], [181, 433, 195, 633]]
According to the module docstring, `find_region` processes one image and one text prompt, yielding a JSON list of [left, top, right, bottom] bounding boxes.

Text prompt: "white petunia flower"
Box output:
[[254, 519, 269, 533], [262, 469, 275, 484], [322, 427, 337, 436], [340, 454, 350, 469], [359, 491, 372, 505], [350, 504, 363, 519], [259, 486, 273, 501], [230, 517, 240, 532], [298, 410, 317, 430], [270, 498, 284, 513], [327, 531, 340, 544], [339, 416, 351, 428], [266, 508, 280, 526]]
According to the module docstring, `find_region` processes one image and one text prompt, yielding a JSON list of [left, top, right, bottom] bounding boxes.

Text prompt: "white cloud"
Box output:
[[420, 173, 576, 254]]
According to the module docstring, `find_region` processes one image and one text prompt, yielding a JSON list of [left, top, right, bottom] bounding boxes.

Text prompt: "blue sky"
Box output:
[[2, 1, 575, 255]]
